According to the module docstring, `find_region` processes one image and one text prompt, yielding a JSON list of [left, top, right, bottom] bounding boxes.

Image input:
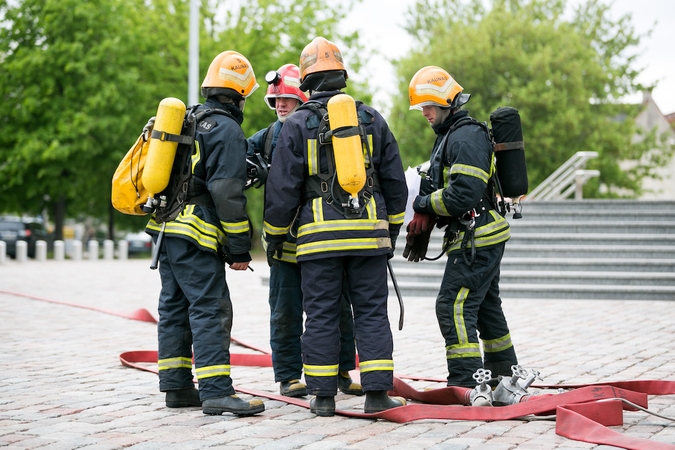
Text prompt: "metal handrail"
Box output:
[[528, 151, 599, 200]]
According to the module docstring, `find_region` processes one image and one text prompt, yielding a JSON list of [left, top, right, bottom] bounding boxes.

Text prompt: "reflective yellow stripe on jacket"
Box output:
[[147, 205, 223, 252], [444, 210, 510, 254], [296, 217, 390, 257]]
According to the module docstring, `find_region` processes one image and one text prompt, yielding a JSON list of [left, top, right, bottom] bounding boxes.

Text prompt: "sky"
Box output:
[[344, 0, 675, 116]]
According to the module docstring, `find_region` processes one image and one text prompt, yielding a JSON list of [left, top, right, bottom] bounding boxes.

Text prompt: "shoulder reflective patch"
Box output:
[[358, 109, 374, 124], [197, 116, 218, 133], [306, 114, 320, 130]]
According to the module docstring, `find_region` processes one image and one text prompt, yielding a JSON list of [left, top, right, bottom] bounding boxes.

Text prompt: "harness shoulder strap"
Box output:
[[262, 122, 275, 164]]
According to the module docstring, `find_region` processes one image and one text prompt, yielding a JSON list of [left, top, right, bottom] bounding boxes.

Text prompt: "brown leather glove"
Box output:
[[402, 227, 433, 262], [406, 212, 435, 236]]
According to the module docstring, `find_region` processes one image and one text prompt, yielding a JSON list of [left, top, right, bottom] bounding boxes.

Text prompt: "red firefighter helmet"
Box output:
[[264, 64, 308, 110]]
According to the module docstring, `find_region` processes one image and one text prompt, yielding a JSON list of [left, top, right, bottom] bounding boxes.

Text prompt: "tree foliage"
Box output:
[[388, 0, 673, 197], [0, 0, 367, 243], [0, 0, 191, 236]]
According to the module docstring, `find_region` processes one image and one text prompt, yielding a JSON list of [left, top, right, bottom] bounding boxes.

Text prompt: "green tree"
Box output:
[[389, 0, 673, 198], [0, 0, 191, 238]]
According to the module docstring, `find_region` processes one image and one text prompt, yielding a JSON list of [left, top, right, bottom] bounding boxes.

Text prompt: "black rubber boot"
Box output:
[[202, 395, 265, 416], [364, 390, 406, 414], [280, 379, 307, 397], [337, 372, 364, 396], [309, 396, 336, 417], [165, 387, 201, 408]]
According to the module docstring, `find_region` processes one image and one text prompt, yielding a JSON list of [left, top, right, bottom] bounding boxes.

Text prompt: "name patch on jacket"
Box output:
[[197, 116, 219, 133]]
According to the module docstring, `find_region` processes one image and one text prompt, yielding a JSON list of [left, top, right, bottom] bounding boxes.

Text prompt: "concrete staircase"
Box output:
[[388, 200, 675, 301]]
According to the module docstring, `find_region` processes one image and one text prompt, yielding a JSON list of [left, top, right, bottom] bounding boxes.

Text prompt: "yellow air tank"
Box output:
[[327, 94, 366, 207], [142, 97, 187, 197]]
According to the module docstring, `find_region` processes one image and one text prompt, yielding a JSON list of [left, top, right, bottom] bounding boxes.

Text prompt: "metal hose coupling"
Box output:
[[492, 365, 542, 406], [469, 368, 494, 406]]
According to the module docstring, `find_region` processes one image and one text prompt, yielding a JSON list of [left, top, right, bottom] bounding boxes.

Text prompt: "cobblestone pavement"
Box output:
[[1, 256, 674, 449]]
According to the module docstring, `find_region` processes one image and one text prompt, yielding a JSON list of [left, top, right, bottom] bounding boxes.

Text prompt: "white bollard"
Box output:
[[54, 240, 65, 261], [118, 240, 129, 260], [88, 240, 99, 261], [36, 240, 47, 262], [0, 241, 5, 265], [16, 241, 28, 263], [71, 240, 82, 261], [103, 239, 114, 260]]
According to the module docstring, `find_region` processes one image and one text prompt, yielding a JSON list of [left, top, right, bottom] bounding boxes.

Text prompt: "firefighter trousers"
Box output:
[[156, 236, 235, 399], [268, 261, 357, 383], [436, 242, 518, 387], [300, 254, 393, 396]]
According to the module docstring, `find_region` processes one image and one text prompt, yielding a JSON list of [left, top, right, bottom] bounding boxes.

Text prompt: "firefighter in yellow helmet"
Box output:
[[263, 37, 408, 416], [246, 63, 364, 399], [406, 66, 517, 406], [146, 50, 265, 416]]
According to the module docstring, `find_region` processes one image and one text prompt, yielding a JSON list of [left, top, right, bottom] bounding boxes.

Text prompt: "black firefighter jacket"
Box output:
[[413, 110, 510, 254], [263, 91, 407, 262], [146, 99, 251, 261]]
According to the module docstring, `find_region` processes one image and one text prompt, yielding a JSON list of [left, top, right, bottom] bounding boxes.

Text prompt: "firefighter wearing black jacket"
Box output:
[[247, 64, 363, 399], [405, 66, 518, 401], [263, 37, 408, 416], [146, 51, 264, 416]]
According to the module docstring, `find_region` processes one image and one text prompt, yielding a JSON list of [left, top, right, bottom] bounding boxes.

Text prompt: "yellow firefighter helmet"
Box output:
[[201, 51, 259, 98], [299, 37, 348, 81], [408, 66, 467, 110]]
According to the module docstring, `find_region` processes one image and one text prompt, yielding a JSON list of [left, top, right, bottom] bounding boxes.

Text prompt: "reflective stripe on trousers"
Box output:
[[157, 236, 235, 398], [300, 254, 394, 396], [435, 242, 517, 387]]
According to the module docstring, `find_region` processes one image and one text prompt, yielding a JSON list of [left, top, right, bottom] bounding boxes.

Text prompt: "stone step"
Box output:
[[388, 257, 675, 273], [507, 220, 673, 234], [423, 242, 675, 259], [518, 200, 675, 215], [389, 281, 675, 301], [388, 268, 675, 286], [512, 213, 675, 222], [502, 233, 675, 246]]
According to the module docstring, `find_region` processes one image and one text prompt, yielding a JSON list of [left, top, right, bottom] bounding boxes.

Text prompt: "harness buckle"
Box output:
[[318, 131, 331, 145], [320, 181, 329, 193]]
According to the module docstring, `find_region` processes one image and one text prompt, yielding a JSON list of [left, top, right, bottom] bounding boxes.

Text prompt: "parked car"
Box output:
[[0, 217, 52, 258], [125, 231, 153, 256]]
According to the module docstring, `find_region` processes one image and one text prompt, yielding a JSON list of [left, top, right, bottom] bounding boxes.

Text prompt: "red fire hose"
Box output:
[[4, 290, 674, 450]]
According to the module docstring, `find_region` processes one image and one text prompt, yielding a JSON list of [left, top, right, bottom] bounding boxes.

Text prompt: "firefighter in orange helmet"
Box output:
[[148, 50, 265, 416], [406, 66, 518, 406], [263, 37, 408, 416], [247, 63, 364, 399]]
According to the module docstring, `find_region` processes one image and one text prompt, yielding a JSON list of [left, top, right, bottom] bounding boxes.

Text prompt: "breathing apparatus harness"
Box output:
[[146, 105, 236, 224], [300, 100, 379, 219], [422, 116, 499, 266]]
